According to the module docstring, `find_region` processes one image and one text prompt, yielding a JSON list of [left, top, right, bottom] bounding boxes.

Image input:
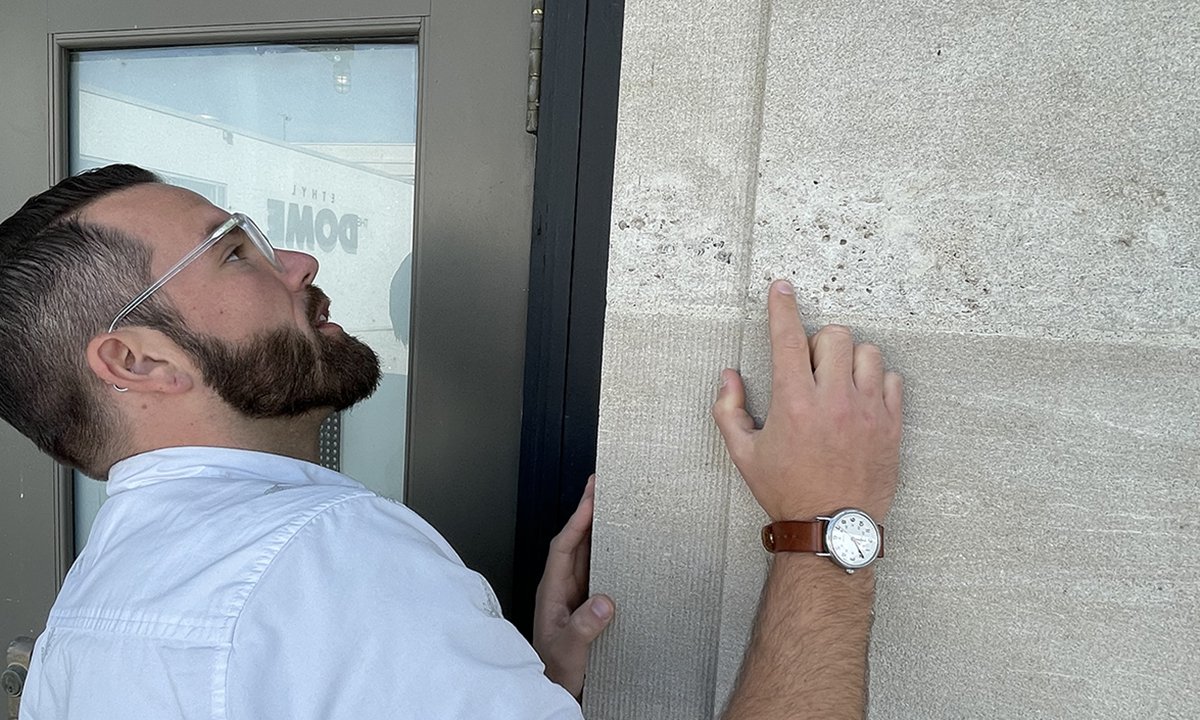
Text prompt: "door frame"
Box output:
[[512, 0, 626, 635]]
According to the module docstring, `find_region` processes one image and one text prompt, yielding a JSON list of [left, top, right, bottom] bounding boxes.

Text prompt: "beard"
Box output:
[[166, 286, 382, 418]]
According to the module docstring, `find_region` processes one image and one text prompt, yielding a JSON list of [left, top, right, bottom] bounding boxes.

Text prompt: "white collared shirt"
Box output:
[[20, 447, 582, 719]]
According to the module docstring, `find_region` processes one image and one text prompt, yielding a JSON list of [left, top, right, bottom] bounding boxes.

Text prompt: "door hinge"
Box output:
[[526, 0, 545, 134]]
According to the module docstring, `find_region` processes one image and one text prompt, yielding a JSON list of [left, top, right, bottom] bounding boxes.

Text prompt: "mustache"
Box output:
[[306, 285, 331, 326]]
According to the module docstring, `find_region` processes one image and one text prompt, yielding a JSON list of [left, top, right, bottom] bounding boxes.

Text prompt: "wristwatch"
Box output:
[[761, 508, 884, 573]]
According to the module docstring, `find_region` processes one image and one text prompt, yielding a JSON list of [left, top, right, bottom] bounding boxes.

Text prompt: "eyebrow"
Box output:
[[200, 220, 245, 262]]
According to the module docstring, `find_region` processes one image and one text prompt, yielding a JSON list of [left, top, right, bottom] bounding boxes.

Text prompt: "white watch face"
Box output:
[[826, 510, 880, 569]]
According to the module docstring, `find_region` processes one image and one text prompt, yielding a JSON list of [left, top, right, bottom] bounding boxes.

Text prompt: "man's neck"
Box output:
[[234, 414, 326, 464], [129, 404, 328, 466]]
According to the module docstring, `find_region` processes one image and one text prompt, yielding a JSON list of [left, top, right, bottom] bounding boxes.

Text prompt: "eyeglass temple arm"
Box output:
[[106, 216, 239, 333]]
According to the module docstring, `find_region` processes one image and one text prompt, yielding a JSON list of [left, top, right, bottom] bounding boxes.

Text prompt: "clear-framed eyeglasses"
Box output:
[[107, 212, 284, 333]]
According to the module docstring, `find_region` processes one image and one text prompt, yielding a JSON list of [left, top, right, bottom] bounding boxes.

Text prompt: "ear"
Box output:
[[86, 329, 195, 395]]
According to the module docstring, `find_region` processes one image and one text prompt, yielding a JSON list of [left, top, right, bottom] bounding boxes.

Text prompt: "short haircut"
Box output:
[[0, 164, 184, 479]]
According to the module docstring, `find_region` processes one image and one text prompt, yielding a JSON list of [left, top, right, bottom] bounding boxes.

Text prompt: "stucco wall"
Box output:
[[585, 1, 1199, 718]]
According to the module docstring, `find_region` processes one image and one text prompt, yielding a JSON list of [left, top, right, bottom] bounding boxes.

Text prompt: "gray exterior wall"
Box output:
[[584, 1, 1199, 718]]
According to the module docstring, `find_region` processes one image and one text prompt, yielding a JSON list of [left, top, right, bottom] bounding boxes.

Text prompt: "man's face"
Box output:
[[84, 183, 381, 416], [168, 285, 381, 417]]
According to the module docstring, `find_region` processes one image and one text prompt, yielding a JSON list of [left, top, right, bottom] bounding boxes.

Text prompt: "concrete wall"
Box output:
[[585, 1, 1199, 718]]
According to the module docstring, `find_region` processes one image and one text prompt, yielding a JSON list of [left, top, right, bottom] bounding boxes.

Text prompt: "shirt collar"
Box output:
[[107, 446, 362, 497]]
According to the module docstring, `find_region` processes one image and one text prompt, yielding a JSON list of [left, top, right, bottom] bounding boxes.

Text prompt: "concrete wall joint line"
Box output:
[[707, 0, 775, 713]]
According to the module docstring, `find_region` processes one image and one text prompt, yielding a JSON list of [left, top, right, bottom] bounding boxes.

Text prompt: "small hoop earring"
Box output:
[[113, 385, 129, 393]]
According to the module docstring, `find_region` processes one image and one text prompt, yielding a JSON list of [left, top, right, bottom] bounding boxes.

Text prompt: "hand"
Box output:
[[533, 475, 615, 699], [711, 280, 903, 521]]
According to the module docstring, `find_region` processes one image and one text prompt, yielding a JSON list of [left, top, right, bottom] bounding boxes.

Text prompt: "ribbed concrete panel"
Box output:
[[711, 476, 769, 717], [586, 313, 745, 719]]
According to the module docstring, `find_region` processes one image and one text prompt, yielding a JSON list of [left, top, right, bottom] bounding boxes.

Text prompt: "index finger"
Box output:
[[548, 475, 595, 559], [767, 280, 815, 394]]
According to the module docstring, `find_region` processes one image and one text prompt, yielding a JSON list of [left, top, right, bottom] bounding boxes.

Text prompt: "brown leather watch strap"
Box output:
[[761, 519, 886, 556], [761, 521, 824, 553]]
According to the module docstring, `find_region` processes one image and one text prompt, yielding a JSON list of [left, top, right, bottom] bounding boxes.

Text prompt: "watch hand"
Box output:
[[849, 536, 865, 558]]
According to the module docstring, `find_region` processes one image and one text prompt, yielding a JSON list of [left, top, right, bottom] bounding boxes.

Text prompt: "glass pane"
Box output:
[[69, 42, 417, 552]]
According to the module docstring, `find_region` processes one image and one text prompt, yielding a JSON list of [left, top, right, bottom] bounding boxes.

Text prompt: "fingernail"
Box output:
[[774, 280, 794, 295], [719, 371, 729, 388], [591, 597, 613, 620]]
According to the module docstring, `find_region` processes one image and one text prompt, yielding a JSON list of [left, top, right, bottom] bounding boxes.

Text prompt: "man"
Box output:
[[0, 165, 901, 718]]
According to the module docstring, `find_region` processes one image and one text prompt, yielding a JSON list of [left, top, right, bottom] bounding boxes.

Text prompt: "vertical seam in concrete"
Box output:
[[709, 0, 776, 715]]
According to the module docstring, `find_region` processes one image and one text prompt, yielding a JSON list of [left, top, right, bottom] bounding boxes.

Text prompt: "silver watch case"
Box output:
[[817, 508, 881, 574]]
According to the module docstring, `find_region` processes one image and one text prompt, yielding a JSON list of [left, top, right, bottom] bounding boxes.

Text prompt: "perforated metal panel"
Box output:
[[317, 413, 341, 472]]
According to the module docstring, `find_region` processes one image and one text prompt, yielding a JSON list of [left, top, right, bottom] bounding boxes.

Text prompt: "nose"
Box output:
[[276, 249, 318, 289]]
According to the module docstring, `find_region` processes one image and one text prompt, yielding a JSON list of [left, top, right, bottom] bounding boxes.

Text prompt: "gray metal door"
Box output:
[[0, 0, 538, 663]]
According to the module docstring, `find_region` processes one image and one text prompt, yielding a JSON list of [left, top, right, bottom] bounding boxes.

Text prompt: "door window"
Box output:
[[69, 42, 418, 549]]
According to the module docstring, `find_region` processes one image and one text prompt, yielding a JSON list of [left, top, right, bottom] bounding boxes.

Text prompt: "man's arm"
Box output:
[[713, 280, 903, 719]]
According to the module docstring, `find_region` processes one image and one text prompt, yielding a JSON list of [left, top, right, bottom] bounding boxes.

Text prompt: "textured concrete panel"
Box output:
[[748, 0, 1200, 347], [590, 0, 1200, 717], [713, 325, 1200, 717], [867, 334, 1199, 719], [605, 0, 770, 312]]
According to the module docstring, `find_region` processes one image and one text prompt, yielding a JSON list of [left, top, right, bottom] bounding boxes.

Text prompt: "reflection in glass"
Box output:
[[69, 42, 418, 552]]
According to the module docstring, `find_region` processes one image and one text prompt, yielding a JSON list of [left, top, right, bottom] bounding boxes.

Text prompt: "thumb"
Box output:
[[567, 594, 615, 645]]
